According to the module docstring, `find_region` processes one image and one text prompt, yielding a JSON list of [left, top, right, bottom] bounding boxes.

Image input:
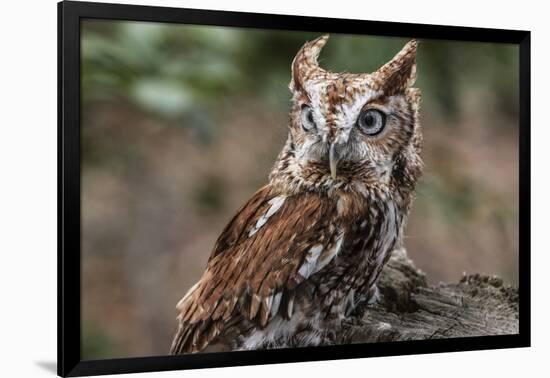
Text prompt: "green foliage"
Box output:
[[82, 21, 247, 121], [82, 324, 119, 360], [418, 177, 480, 223], [192, 175, 226, 214], [82, 21, 518, 128]]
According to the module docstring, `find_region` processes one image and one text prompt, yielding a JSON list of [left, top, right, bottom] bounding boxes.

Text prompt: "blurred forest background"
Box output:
[[81, 20, 519, 360]]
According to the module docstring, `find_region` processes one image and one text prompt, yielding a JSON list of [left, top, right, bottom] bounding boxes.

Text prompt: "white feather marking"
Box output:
[[336, 197, 345, 215], [368, 286, 380, 304], [298, 244, 324, 278], [314, 231, 345, 274], [176, 281, 200, 310], [287, 296, 294, 318], [377, 321, 392, 331], [354, 182, 369, 197], [264, 293, 273, 311], [249, 196, 286, 237], [271, 292, 283, 316]]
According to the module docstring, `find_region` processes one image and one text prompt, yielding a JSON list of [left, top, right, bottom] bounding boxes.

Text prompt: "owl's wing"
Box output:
[[170, 186, 343, 353]]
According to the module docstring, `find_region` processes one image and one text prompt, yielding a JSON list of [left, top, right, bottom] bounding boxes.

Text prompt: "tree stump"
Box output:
[[332, 248, 519, 344]]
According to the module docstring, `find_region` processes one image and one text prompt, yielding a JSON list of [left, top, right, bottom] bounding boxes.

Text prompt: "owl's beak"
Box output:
[[329, 143, 341, 179]]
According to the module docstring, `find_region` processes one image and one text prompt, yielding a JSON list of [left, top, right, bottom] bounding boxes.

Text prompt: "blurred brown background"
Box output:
[[81, 20, 519, 359]]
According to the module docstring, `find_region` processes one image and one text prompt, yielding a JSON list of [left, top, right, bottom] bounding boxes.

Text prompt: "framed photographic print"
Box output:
[[58, 0, 530, 376]]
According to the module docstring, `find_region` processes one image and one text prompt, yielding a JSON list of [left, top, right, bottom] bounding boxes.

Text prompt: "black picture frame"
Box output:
[[58, 1, 531, 376]]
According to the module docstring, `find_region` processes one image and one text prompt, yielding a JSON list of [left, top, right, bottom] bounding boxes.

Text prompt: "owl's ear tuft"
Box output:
[[373, 39, 418, 96], [290, 34, 329, 94]]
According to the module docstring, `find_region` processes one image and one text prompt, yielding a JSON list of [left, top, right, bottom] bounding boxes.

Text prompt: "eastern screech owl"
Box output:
[[171, 35, 423, 354]]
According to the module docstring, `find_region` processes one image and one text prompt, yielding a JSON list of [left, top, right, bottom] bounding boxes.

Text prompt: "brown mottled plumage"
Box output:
[[171, 35, 423, 354]]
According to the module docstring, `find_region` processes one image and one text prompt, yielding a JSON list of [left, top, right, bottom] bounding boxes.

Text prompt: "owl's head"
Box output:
[[272, 35, 422, 198]]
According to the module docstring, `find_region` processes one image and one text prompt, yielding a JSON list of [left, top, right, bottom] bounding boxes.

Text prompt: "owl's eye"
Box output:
[[300, 105, 316, 131], [357, 109, 386, 136]]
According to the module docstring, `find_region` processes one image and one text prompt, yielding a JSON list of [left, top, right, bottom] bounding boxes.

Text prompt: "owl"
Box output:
[[170, 35, 422, 354]]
